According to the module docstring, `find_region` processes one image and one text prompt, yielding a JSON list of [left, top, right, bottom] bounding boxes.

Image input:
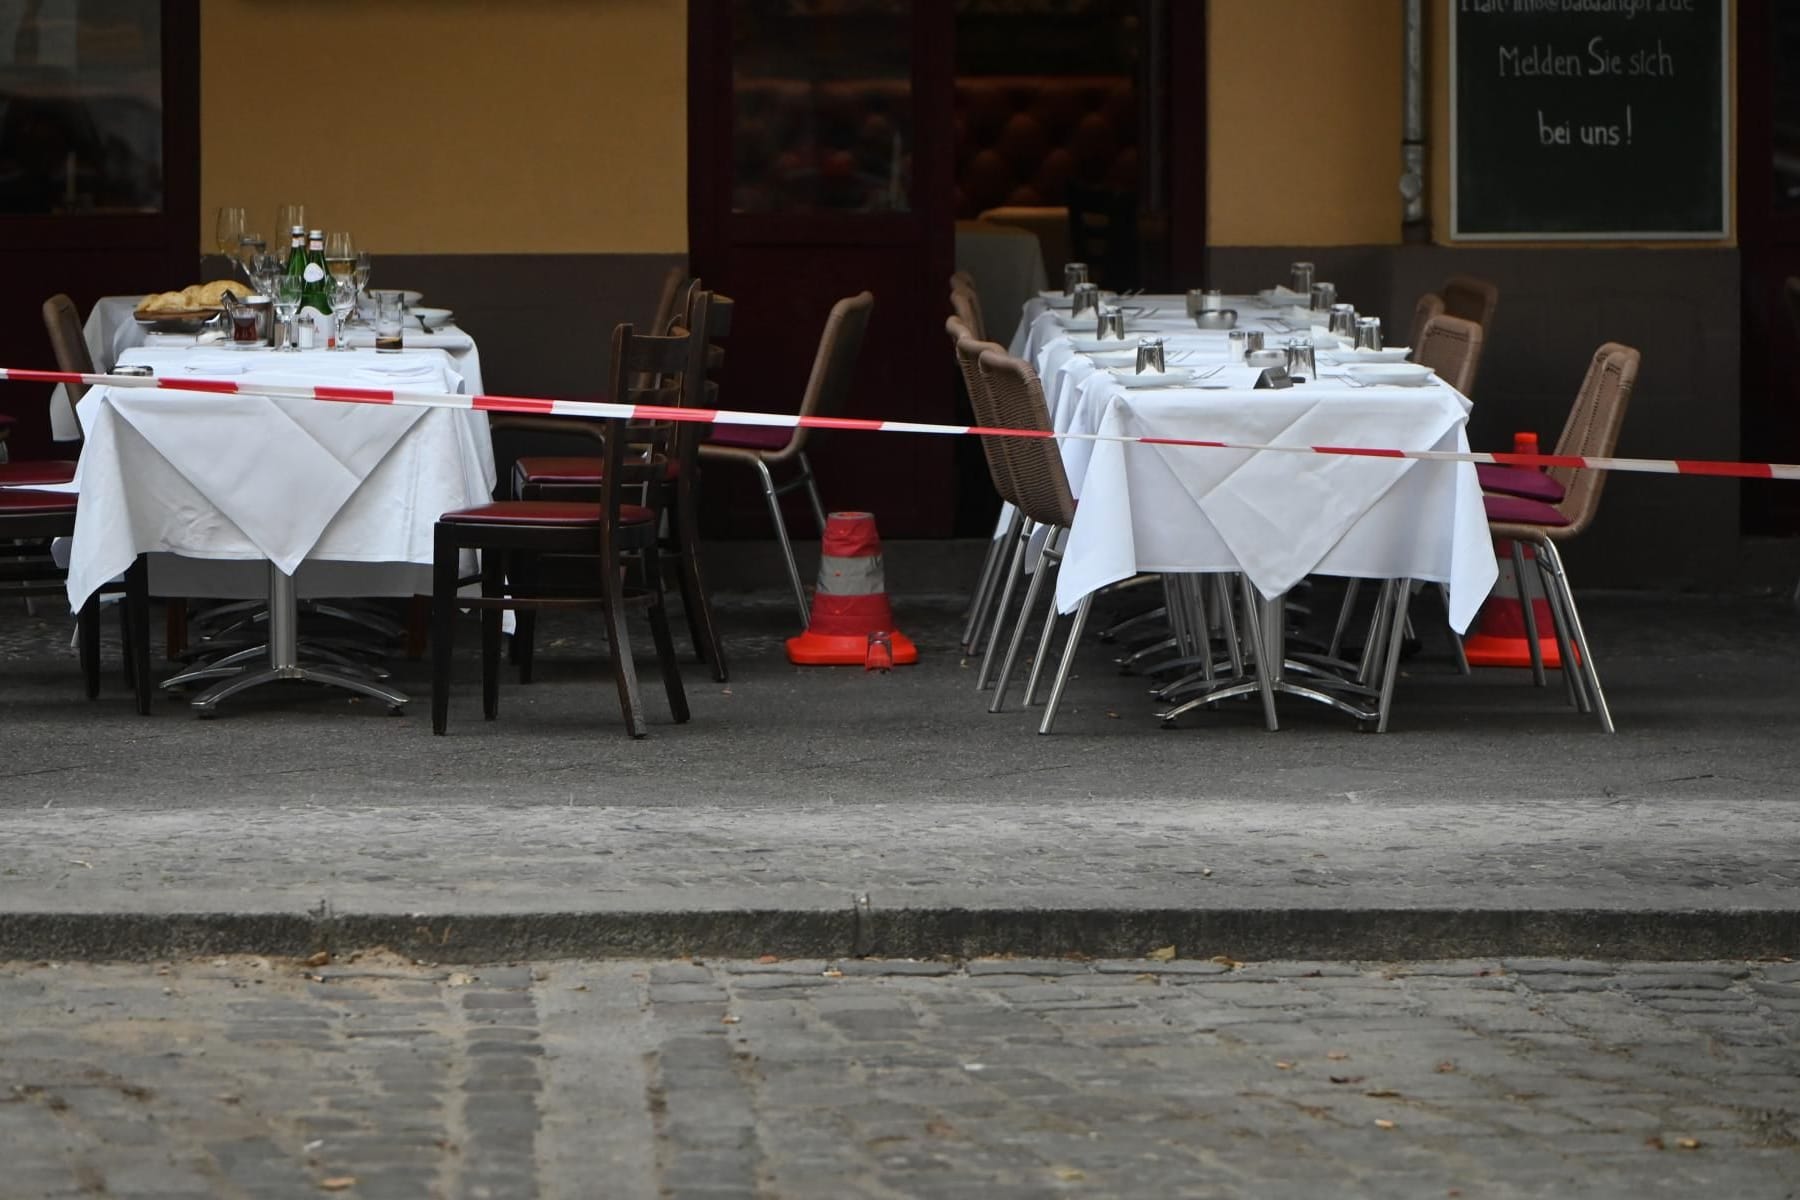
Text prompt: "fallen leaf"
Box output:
[[1374, 1119, 1395, 1130], [1148, 946, 1177, 962], [447, 972, 474, 987], [1364, 1089, 1401, 1099], [569, 984, 588, 992], [1275, 1061, 1294, 1070], [1676, 1137, 1701, 1150], [1645, 1135, 1666, 1150], [1434, 1060, 1457, 1073], [1210, 955, 1244, 969], [821, 969, 844, 979], [1200, 867, 1213, 877], [1327, 1051, 1349, 1061], [756, 954, 780, 964], [1328, 1075, 1365, 1085], [320, 1178, 356, 1192], [1134, 973, 1159, 983], [925, 1118, 957, 1138], [1053, 1167, 1085, 1182], [67, 859, 92, 869], [302, 951, 330, 969], [721, 1015, 740, 1025]]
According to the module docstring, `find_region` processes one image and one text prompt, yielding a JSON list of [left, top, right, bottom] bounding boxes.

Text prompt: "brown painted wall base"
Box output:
[[1209, 246, 1743, 589]]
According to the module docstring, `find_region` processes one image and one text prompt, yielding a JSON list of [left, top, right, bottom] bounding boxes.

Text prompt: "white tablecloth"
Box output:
[[49, 295, 485, 440], [1008, 293, 1498, 631], [65, 345, 496, 610]]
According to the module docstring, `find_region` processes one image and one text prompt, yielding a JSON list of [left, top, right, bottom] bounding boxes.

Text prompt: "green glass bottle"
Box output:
[[282, 225, 306, 280], [301, 229, 331, 314]]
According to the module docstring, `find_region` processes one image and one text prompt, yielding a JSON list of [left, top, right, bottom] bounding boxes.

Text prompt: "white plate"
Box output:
[[1343, 363, 1434, 387], [1068, 335, 1140, 353], [368, 288, 424, 307], [1332, 346, 1412, 363], [1039, 289, 1116, 309], [1086, 349, 1142, 366], [410, 306, 454, 330], [1107, 366, 1197, 389]]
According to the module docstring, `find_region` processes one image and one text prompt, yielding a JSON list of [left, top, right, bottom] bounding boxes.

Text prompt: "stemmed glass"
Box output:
[[215, 207, 246, 275], [329, 281, 358, 351], [353, 251, 372, 299], [274, 203, 306, 242], [325, 233, 356, 323], [235, 232, 266, 285], [272, 277, 303, 351]]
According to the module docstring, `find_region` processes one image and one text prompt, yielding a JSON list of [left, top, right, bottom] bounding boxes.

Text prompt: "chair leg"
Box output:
[[78, 593, 100, 700], [961, 517, 1009, 653], [755, 458, 809, 625], [1374, 578, 1413, 733], [126, 556, 151, 715], [644, 543, 690, 723], [431, 531, 457, 735], [480, 551, 504, 721], [1328, 578, 1360, 660], [1023, 553, 1069, 707], [1439, 584, 1471, 675], [966, 510, 1021, 657], [977, 521, 1031, 691], [1539, 538, 1613, 731], [673, 487, 728, 682], [1511, 540, 1547, 688], [165, 598, 188, 661], [797, 451, 829, 534], [602, 546, 647, 738], [990, 537, 1054, 714], [1037, 593, 1093, 735], [1536, 548, 1589, 713], [513, 553, 537, 685]]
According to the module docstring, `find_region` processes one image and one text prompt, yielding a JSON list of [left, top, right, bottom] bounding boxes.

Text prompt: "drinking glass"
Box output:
[[329, 281, 357, 350], [275, 204, 306, 241], [353, 252, 373, 314], [325, 233, 356, 323], [215, 207, 246, 261], [374, 292, 404, 352], [235, 232, 264, 282], [273, 277, 302, 351]]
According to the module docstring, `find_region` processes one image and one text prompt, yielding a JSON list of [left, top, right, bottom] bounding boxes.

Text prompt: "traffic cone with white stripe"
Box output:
[[786, 512, 919, 667]]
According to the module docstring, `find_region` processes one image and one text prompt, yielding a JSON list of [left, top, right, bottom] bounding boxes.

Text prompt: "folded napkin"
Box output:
[[1259, 286, 1310, 306]]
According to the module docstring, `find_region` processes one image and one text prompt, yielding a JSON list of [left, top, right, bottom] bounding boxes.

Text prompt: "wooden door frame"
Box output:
[[1166, 0, 1208, 286]]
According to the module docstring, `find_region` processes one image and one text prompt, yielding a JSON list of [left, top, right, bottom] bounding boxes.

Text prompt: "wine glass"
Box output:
[[274, 203, 306, 240], [214, 207, 246, 273], [329, 280, 357, 351], [325, 232, 356, 322], [353, 251, 372, 295], [235, 231, 264, 284], [272, 277, 302, 351]]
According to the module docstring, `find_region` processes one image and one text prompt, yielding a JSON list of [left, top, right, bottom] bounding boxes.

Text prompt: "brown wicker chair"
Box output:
[[947, 316, 1015, 661], [1413, 313, 1485, 397], [700, 291, 874, 623], [1442, 273, 1500, 331], [1483, 343, 1640, 732], [1406, 292, 1445, 357], [975, 347, 1089, 733], [949, 278, 987, 343]]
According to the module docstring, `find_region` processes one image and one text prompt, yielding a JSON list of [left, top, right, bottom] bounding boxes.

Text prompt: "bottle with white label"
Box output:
[[301, 229, 331, 315]]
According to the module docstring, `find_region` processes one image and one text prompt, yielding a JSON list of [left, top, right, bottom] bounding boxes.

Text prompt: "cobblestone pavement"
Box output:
[[2, 956, 1796, 1200]]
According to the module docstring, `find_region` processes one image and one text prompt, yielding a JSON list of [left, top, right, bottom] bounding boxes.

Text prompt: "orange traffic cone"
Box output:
[[787, 512, 919, 667]]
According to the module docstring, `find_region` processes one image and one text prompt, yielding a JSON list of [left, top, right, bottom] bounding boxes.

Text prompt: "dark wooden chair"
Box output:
[[431, 309, 708, 737]]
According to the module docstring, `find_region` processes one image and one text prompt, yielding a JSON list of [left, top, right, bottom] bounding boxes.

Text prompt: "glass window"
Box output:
[[732, 0, 913, 215], [0, 0, 162, 215]]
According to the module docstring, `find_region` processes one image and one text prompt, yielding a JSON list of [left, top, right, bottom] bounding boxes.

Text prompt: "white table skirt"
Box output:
[[49, 295, 486, 440], [65, 345, 495, 612], [1003, 294, 1498, 630]]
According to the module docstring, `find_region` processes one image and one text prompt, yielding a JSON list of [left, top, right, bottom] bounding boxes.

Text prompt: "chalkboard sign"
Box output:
[[1451, 1, 1727, 240]]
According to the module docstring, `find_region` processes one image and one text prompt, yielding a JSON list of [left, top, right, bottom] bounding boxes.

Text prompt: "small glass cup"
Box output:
[[1355, 317, 1383, 351], [1135, 337, 1166, 374], [1284, 338, 1317, 383], [1290, 261, 1315, 296], [1095, 305, 1127, 341], [375, 292, 405, 352], [1227, 329, 1264, 362], [1063, 262, 1090, 295], [1310, 282, 1338, 312], [229, 298, 266, 347], [272, 277, 302, 351], [1070, 281, 1101, 318]]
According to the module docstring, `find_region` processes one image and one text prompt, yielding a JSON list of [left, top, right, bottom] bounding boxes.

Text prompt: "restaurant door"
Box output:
[[0, 0, 199, 460], [1740, 0, 1800, 536], [688, 0, 1203, 539]]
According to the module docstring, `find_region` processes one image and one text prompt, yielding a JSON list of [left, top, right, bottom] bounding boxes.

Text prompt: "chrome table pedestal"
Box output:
[[163, 563, 410, 715]]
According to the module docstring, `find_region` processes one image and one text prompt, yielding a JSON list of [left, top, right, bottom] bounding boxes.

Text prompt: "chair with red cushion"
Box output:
[[510, 288, 729, 681], [431, 314, 707, 737], [701, 291, 874, 623], [1474, 341, 1619, 504], [1482, 343, 1639, 732]]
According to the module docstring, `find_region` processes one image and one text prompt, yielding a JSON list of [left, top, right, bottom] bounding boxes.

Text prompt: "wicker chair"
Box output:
[[949, 279, 987, 344], [947, 316, 1016, 664], [975, 347, 1089, 734], [1406, 292, 1445, 357], [1413, 313, 1485, 397], [1442, 273, 1500, 331], [1483, 343, 1639, 732]]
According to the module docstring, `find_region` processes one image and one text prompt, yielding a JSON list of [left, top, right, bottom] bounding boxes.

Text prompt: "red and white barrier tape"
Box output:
[[3, 365, 1795, 482]]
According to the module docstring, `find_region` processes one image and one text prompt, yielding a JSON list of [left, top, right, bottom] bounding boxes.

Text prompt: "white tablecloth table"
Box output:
[[1004, 293, 1498, 632], [49, 295, 485, 441], [67, 345, 495, 613]]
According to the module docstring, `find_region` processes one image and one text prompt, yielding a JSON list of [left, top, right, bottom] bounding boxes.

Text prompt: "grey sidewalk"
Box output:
[[3, 589, 1799, 960]]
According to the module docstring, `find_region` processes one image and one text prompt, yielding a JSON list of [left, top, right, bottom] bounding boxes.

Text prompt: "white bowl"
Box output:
[[1344, 363, 1434, 387], [410, 306, 454, 330], [1107, 366, 1196, 389], [368, 288, 424, 307]]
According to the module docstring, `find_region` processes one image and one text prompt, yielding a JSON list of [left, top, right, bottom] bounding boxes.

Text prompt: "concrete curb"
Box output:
[[4, 907, 1796, 963]]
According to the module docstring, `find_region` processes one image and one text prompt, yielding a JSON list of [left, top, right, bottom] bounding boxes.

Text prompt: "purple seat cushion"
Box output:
[[1477, 463, 1566, 503], [1484, 493, 1570, 527], [705, 422, 793, 452]]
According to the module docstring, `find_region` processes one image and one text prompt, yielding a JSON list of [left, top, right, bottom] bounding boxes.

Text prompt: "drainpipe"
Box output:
[[1401, 0, 1429, 242]]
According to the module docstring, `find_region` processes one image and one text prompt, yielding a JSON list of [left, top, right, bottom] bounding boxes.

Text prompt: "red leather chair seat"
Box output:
[[1476, 463, 1566, 503], [1483, 493, 1569, 527], [439, 500, 654, 527], [706, 423, 792, 452], [0, 488, 78, 514], [0, 460, 79, 487]]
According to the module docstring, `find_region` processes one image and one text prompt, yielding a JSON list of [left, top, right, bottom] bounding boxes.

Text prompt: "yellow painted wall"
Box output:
[[198, 0, 687, 255], [1206, 0, 1404, 248]]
